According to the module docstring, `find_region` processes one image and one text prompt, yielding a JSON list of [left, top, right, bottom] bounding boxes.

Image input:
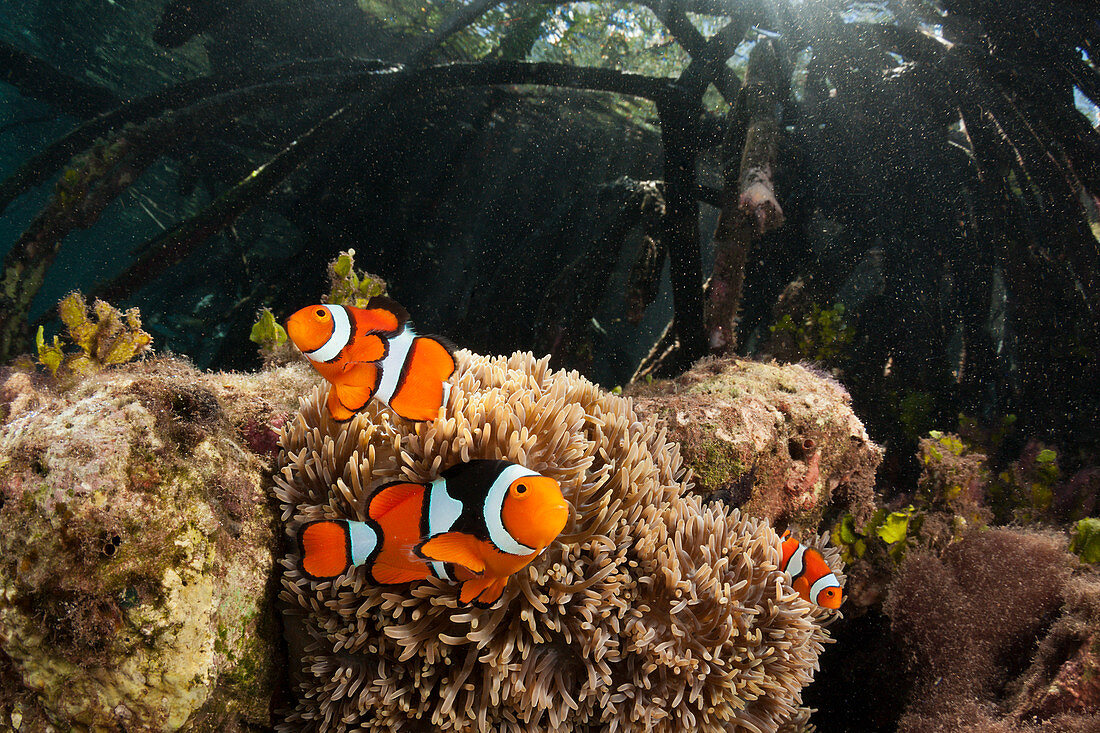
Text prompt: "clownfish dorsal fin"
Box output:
[[416, 532, 486, 574], [346, 300, 405, 336], [368, 482, 424, 521], [363, 295, 409, 327]]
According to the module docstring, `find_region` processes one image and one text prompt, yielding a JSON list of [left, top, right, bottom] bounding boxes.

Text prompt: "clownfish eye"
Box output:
[[314, 308, 327, 318], [515, 483, 528, 495]]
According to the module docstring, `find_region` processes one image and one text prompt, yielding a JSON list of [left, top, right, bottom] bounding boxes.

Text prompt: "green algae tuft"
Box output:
[[36, 291, 152, 380], [325, 248, 387, 308], [1070, 518, 1100, 563]]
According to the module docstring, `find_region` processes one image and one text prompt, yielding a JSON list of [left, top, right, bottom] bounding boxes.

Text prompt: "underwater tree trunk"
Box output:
[[631, 11, 762, 377], [537, 178, 664, 370], [706, 39, 786, 354], [657, 89, 708, 368], [624, 182, 670, 324]]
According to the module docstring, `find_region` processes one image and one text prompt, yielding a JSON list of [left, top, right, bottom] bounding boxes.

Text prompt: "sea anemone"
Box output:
[[276, 350, 833, 732]]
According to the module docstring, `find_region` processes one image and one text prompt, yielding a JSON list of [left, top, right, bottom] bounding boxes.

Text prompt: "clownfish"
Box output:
[[286, 297, 456, 422], [297, 459, 570, 606], [780, 529, 843, 609]]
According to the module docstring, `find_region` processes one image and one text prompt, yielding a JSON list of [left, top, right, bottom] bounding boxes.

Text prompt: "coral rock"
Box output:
[[630, 357, 881, 530], [276, 350, 834, 732], [0, 358, 315, 731]]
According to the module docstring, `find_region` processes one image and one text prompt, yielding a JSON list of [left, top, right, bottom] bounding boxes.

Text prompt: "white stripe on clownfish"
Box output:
[[810, 572, 841, 602], [425, 476, 463, 580], [347, 519, 379, 566], [305, 305, 351, 363], [375, 325, 416, 404], [786, 542, 806, 578], [484, 463, 541, 555]]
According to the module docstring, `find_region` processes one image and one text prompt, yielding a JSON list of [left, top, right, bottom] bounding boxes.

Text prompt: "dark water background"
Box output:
[[3, 0, 1100, 509]]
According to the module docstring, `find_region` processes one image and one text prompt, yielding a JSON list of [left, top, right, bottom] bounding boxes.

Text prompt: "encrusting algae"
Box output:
[[276, 349, 837, 732]]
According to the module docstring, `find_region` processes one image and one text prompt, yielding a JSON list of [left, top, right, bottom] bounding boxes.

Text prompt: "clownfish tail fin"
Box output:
[[298, 520, 353, 579]]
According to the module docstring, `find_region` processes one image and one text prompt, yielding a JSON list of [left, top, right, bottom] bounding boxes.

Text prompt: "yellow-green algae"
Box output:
[[1070, 518, 1100, 564], [35, 291, 152, 381], [0, 358, 315, 731], [324, 247, 387, 308], [248, 248, 387, 366]]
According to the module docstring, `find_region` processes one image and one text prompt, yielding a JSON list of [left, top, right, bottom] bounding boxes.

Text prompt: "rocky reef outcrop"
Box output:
[[0, 358, 313, 731], [630, 357, 882, 530]]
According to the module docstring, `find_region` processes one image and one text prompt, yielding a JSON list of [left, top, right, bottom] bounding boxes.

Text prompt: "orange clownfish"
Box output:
[[297, 459, 570, 607], [286, 297, 456, 422], [780, 529, 843, 609]]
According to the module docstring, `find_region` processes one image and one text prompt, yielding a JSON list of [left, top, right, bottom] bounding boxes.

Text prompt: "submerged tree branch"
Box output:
[[404, 0, 505, 66], [0, 117, 177, 360], [93, 103, 363, 305], [0, 58, 397, 218], [0, 40, 121, 117], [0, 60, 680, 358]]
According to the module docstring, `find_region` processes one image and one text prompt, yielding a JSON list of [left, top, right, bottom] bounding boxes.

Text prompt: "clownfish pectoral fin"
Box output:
[[298, 520, 352, 579], [367, 482, 425, 522], [458, 575, 503, 605], [326, 388, 357, 422], [792, 575, 812, 603], [343, 333, 387, 364], [415, 532, 486, 574], [387, 336, 457, 422], [470, 577, 508, 607], [328, 363, 379, 419]]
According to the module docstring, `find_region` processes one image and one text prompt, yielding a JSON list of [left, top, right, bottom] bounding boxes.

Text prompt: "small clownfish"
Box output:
[[286, 297, 456, 422], [780, 529, 843, 609], [297, 459, 570, 607]]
